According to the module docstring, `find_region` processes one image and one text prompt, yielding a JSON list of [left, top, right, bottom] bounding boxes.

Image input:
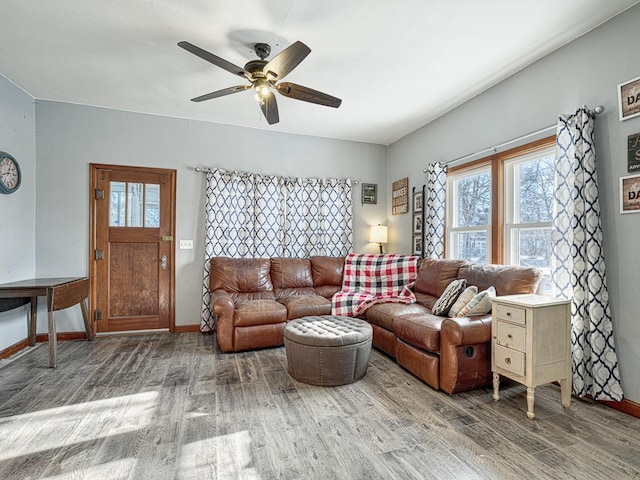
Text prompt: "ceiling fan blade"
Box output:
[[263, 41, 311, 81], [260, 92, 279, 125], [276, 82, 342, 108], [190, 85, 251, 102], [178, 41, 250, 78]]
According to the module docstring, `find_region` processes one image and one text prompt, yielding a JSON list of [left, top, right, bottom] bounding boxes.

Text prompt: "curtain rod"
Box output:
[[194, 167, 360, 184], [423, 105, 605, 172]]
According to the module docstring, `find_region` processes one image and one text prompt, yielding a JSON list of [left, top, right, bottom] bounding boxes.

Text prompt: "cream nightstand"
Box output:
[[491, 294, 571, 419]]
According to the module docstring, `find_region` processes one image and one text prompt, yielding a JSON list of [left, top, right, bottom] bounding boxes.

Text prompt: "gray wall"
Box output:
[[0, 75, 36, 349], [388, 4, 640, 402], [33, 102, 387, 333]]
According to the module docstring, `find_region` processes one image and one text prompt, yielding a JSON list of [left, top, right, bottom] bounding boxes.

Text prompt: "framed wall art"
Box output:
[[412, 213, 422, 234], [629, 133, 640, 173], [412, 235, 423, 255], [392, 177, 408, 215], [620, 174, 640, 213], [618, 75, 640, 121], [361, 183, 377, 205], [413, 190, 423, 212]]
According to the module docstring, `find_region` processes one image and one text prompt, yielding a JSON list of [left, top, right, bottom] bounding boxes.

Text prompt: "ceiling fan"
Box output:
[[178, 40, 342, 125]]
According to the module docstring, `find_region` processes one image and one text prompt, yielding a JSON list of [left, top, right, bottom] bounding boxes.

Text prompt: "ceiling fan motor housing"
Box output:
[[254, 43, 271, 60]]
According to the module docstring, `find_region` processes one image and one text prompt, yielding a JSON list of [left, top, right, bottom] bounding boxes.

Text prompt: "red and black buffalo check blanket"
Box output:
[[331, 253, 418, 317]]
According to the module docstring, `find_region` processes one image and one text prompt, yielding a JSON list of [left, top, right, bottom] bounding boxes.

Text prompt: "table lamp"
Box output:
[[370, 224, 388, 254]]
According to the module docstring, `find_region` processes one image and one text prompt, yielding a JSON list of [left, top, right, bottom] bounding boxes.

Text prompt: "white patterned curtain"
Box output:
[[551, 106, 623, 401], [422, 162, 447, 259], [283, 178, 353, 257], [200, 168, 353, 331]]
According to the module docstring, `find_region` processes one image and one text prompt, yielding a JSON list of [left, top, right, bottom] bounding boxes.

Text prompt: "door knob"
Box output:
[[161, 255, 167, 270]]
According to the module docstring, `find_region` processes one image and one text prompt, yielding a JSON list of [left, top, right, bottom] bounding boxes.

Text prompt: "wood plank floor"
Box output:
[[0, 333, 638, 479]]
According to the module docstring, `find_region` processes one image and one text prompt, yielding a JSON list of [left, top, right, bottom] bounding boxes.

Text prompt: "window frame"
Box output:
[[446, 163, 493, 264], [445, 135, 555, 264]]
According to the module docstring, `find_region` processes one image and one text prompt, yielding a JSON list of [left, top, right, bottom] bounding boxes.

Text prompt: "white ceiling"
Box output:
[[1, 1, 639, 145]]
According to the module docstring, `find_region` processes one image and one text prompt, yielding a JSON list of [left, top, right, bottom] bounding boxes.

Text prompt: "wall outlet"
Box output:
[[179, 240, 194, 250]]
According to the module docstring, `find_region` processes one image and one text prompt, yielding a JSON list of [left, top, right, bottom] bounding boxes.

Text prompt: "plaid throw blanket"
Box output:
[[331, 253, 418, 317]]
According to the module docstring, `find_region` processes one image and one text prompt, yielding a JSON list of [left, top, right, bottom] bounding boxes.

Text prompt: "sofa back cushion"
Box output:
[[311, 256, 345, 298], [414, 258, 467, 297], [270, 258, 316, 299], [458, 263, 543, 296], [209, 257, 275, 302]]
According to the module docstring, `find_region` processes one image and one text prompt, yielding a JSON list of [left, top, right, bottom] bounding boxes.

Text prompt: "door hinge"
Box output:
[[95, 188, 105, 200], [93, 310, 103, 321], [94, 249, 104, 260]]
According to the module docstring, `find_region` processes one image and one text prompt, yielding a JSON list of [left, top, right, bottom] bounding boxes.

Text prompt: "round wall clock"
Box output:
[[0, 152, 21, 194]]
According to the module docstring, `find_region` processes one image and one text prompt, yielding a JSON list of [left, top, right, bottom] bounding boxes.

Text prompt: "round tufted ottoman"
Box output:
[[284, 315, 373, 386]]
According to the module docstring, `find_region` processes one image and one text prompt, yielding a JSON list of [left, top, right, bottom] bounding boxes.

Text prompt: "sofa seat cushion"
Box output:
[[278, 295, 332, 320], [366, 302, 429, 331], [394, 313, 445, 353], [234, 300, 287, 327]]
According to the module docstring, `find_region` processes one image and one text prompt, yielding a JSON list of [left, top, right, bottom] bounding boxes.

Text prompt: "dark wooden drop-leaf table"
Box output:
[[0, 277, 94, 367]]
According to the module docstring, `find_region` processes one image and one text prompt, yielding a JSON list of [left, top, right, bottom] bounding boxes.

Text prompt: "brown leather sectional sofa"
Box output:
[[208, 255, 543, 394]]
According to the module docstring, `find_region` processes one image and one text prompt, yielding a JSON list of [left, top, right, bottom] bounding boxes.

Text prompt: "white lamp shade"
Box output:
[[369, 225, 388, 244]]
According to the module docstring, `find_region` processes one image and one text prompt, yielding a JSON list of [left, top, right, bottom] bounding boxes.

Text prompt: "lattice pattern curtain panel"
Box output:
[[551, 106, 624, 401], [283, 178, 353, 257], [422, 162, 447, 259], [200, 169, 353, 332]]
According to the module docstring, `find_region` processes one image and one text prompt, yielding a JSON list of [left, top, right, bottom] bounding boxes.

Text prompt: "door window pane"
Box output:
[[145, 184, 160, 227], [110, 181, 126, 226], [109, 180, 161, 228], [127, 183, 144, 227]]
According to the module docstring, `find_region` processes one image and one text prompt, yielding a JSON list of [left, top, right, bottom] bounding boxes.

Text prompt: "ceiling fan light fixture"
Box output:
[[253, 79, 270, 103]]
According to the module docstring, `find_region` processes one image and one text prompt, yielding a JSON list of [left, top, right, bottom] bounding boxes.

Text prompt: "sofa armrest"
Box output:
[[441, 314, 492, 346], [439, 314, 492, 394], [211, 289, 235, 352]]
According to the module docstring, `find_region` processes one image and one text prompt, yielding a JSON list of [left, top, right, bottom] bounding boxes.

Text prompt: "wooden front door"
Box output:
[[90, 164, 176, 333]]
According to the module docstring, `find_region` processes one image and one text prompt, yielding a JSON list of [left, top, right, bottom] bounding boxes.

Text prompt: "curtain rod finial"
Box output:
[[593, 105, 605, 115]]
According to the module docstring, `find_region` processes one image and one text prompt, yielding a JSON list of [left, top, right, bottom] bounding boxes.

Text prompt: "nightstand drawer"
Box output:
[[494, 344, 525, 376], [496, 322, 526, 351], [495, 304, 526, 325]]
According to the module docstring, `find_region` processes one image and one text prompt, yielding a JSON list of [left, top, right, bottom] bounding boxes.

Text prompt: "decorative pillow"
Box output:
[[432, 279, 467, 316], [448, 286, 478, 317], [456, 286, 496, 317]]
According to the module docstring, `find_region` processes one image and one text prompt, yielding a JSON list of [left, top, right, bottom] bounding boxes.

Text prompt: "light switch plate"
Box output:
[[179, 240, 194, 250]]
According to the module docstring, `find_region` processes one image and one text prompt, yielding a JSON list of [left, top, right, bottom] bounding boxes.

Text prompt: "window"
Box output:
[[504, 146, 554, 273], [109, 181, 160, 227], [446, 166, 491, 263], [446, 137, 555, 274]]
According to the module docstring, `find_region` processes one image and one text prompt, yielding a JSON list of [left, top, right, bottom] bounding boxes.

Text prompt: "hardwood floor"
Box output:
[[0, 333, 638, 479]]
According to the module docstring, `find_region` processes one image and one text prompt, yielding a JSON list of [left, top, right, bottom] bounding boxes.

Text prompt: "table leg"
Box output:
[[28, 296, 38, 346], [560, 377, 572, 408], [526, 387, 536, 420], [492, 372, 500, 401], [48, 309, 57, 368], [80, 299, 94, 341]]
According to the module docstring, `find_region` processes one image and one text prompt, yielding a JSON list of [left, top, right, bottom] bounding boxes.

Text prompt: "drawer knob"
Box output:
[[507, 334, 513, 338], [506, 312, 511, 316], [505, 357, 511, 364]]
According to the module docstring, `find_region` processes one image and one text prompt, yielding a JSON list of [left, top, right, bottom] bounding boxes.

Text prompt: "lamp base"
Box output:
[[378, 243, 384, 254]]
